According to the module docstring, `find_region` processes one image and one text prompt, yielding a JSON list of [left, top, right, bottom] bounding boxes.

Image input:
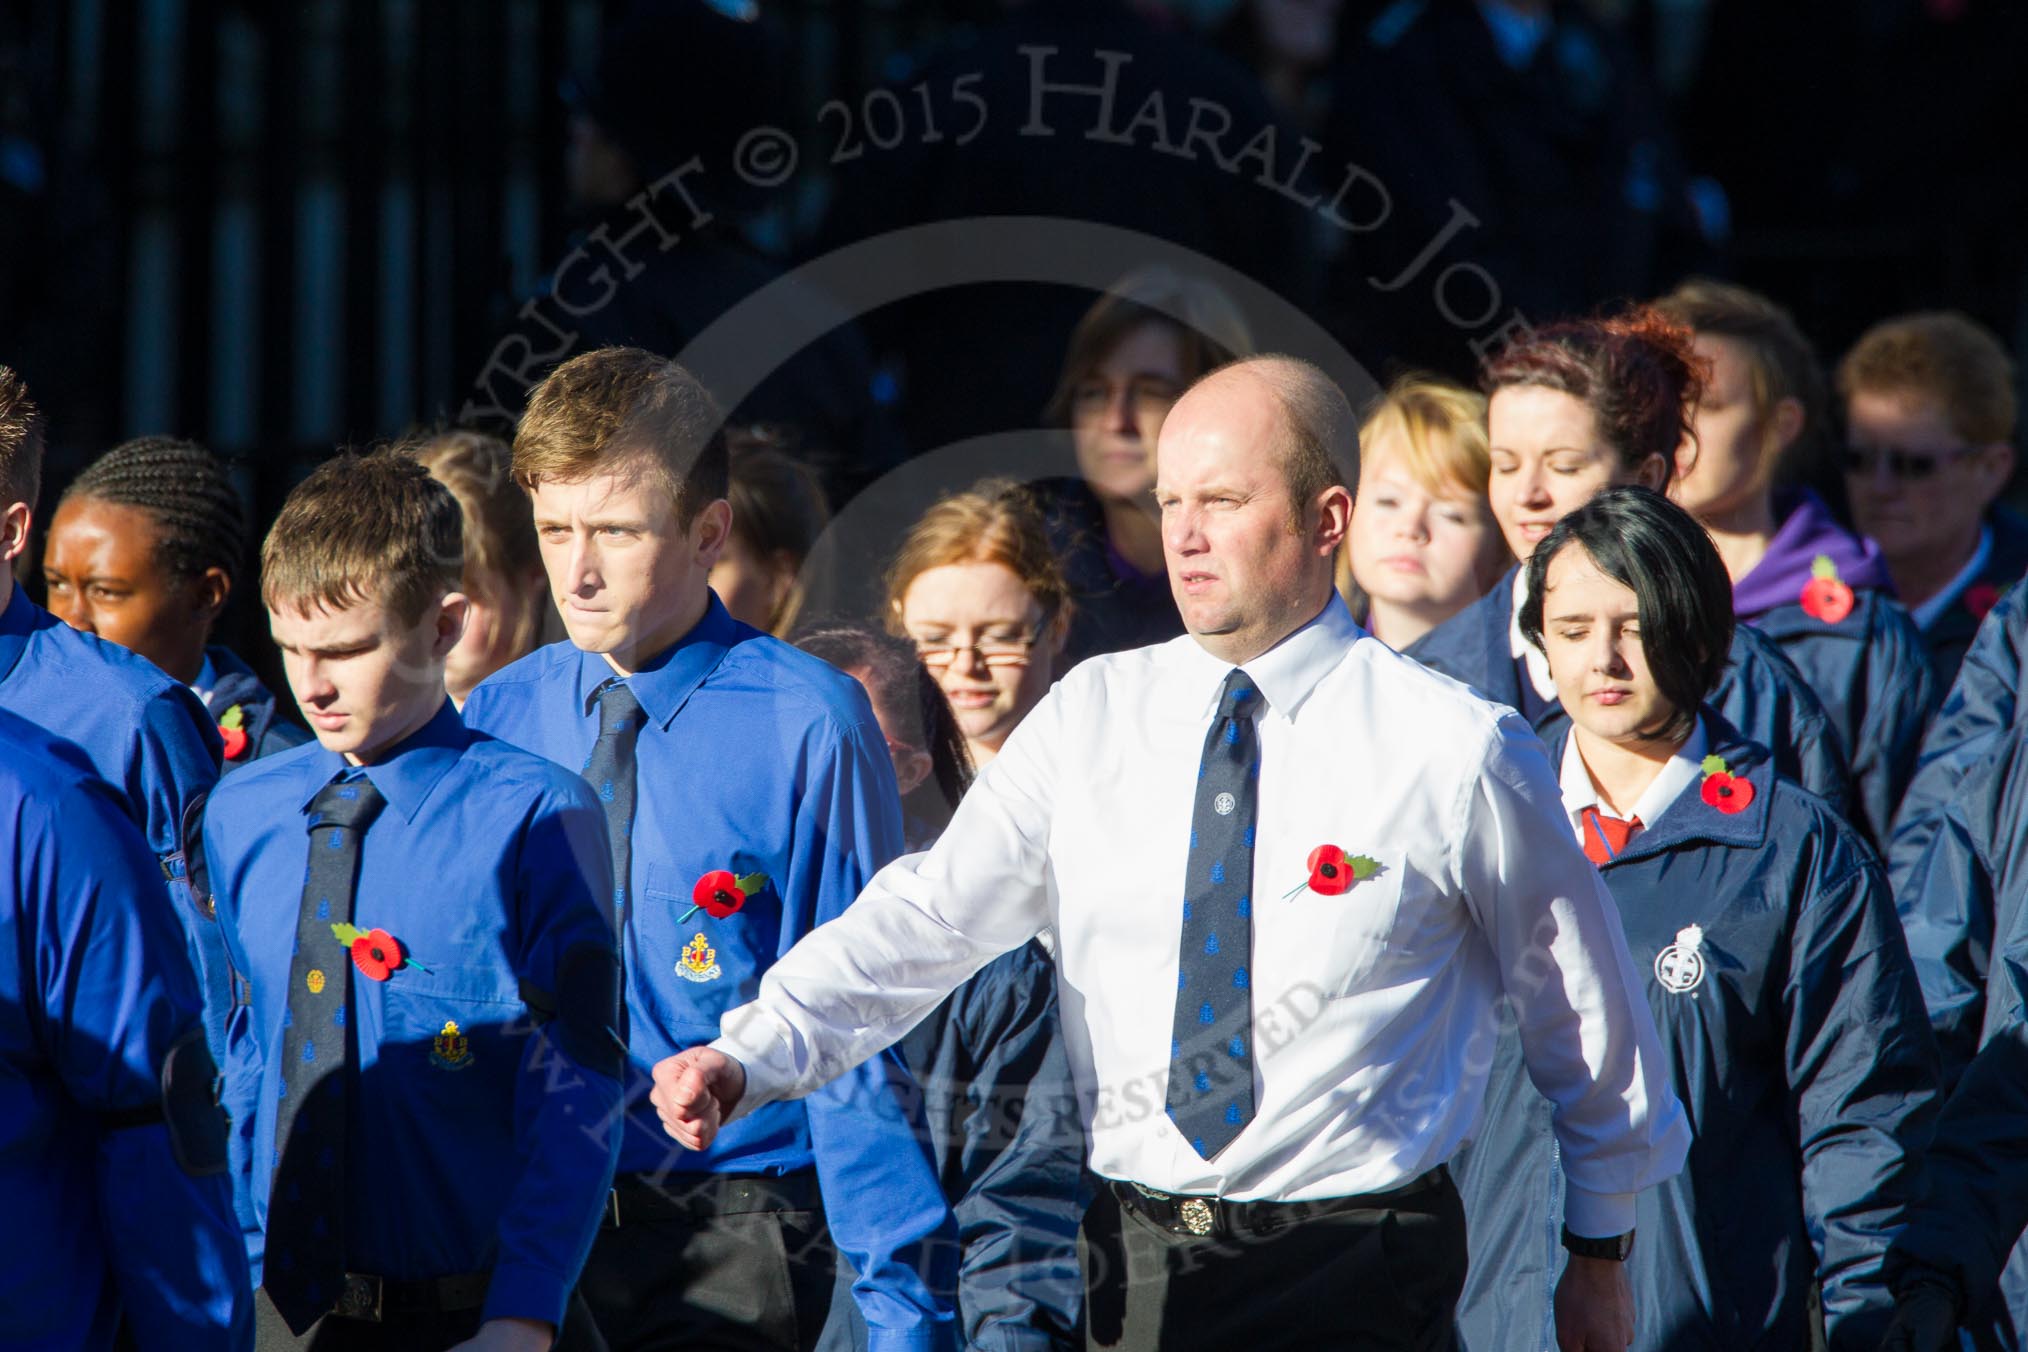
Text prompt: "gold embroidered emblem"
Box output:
[[306, 969, 326, 995], [677, 932, 722, 983], [430, 1019, 474, 1070]]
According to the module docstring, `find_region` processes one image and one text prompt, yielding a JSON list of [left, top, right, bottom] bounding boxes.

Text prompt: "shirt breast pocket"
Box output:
[[639, 863, 783, 1008], [1280, 859, 1408, 1002]]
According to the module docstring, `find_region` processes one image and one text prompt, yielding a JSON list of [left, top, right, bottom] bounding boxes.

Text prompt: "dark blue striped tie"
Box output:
[[265, 774, 384, 1333], [1166, 669, 1261, 1160]]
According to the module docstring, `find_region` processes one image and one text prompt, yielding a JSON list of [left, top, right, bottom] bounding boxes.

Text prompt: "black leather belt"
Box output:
[[1110, 1164, 1450, 1240], [328, 1270, 490, 1322], [604, 1169, 821, 1229]]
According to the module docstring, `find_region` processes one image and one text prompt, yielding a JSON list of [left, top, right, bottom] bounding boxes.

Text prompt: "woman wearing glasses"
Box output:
[[1654, 280, 1937, 851], [887, 479, 1072, 768], [1037, 268, 1252, 663], [1408, 307, 1855, 816], [1452, 486, 1936, 1352]]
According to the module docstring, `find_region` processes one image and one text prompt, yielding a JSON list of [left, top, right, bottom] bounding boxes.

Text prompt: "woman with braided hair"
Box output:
[[42, 435, 307, 767]]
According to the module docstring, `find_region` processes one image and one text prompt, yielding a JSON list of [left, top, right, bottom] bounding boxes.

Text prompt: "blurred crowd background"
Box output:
[[3, 0, 2026, 677]]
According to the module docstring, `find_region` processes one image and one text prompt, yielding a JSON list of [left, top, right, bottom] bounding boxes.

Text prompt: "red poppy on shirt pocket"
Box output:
[[1293, 857, 1406, 1001], [641, 863, 782, 1002]]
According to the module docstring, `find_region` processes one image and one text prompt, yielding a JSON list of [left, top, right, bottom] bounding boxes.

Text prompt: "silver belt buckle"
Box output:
[[333, 1273, 384, 1322]]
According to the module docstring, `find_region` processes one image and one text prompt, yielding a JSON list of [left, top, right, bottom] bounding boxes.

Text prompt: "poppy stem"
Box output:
[[404, 957, 432, 974], [1282, 881, 1309, 901], [677, 904, 701, 923]]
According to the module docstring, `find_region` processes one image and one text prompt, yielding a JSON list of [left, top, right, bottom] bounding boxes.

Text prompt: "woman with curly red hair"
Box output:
[[1407, 307, 1853, 813]]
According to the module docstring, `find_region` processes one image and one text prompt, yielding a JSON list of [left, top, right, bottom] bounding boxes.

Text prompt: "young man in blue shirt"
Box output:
[[0, 367, 226, 1046], [462, 347, 957, 1352], [0, 706, 252, 1350], [205, 451, 623, 1350]]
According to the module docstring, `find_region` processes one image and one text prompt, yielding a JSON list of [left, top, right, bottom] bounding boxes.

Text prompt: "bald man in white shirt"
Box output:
[[653, 355, 1689, 1352]]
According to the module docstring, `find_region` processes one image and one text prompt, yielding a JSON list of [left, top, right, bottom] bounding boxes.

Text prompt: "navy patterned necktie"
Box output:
[[1167, 669, 1262, 1160], [266, 773, 385, 1333], [583, 679, 647, 923]]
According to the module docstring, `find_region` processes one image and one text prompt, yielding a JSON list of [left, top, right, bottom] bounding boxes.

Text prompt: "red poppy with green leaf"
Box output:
[[331, 924, 431, 981], [1799, 555, 1855, 625], [1966, 582, 2007, 622], [1699, 754, 1755, 814], [217, 704, 249, 761], [1284, 845, 1383, 899], [679, 869, 771, 923]]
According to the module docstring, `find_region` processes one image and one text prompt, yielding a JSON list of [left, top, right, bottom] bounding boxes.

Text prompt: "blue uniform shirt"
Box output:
[[205, 700, 623, 1330], [463, 594, 958, 1352], [0, 708, 252, 1350], [0, 581, 229, 1049]]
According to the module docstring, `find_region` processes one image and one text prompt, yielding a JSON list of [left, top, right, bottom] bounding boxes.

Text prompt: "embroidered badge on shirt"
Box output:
[[430, 1019, 474, 1070], [677, 932, 723, 983], [1654, 923, 1707, 994]]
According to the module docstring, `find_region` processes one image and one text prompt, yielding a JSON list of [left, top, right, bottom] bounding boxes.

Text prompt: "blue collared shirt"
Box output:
[[463, 593, 957, 1352], [0, 582, 229, 1050], [0, 707, 252, 1350], [205, 700, 623, 1330]]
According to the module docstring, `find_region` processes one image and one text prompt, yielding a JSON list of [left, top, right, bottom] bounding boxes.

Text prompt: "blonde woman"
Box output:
[[1343, 375, 1510, 648]]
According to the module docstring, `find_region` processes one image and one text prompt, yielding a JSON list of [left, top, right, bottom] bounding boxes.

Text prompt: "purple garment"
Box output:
[[1733, 491, 1896, 620]]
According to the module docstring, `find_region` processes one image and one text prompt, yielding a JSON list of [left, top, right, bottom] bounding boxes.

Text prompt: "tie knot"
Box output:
[[307, 775, 386, 832], [596, 680, 646, 734], [1217, 670, 1260, 722]]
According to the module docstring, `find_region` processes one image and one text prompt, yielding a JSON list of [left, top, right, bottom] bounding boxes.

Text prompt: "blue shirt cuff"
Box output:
[[866, 1318, 959, 1352], [479, 1261, 569, 1332]]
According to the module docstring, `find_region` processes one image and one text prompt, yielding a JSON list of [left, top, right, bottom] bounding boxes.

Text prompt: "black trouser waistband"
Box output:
[[604, 1168, 821, 1228], [1108, 1164, 1452, 1240], [326, 1270, 490, 1322]]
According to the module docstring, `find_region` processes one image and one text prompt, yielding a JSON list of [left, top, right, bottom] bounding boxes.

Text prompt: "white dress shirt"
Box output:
[[1911, 524, 1993, 632], [1559, 719, 1709, 849], [716, 597, 1688, 1235], [1509, 572, 1559, 702]]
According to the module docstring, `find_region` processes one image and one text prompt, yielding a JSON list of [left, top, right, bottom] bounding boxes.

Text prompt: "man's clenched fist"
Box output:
[[649, 1047, 748, 1150]]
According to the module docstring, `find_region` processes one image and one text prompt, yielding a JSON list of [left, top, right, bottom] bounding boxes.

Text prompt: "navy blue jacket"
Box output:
[[820, 940, 1086, 1352], [1745, 591, 1936, 851], [1406, 569, 1854, 817], [1916, 504, 2028, 693], [200, 644, 309, 769], [1452, 715, 1937, 1351], [1890, 582, 2028, 906], [0, 708, 252, 1350], [1886, 1020, 2028, 1345], [1891, 721, 2028, 1347], [1034, 477, 1183, 667]]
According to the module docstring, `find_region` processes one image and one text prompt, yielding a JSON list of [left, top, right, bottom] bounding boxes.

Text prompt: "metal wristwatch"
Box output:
[[1561, 1226, 1635, 1261]]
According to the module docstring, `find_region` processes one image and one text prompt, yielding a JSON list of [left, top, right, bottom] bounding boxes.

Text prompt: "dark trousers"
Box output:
[[254, 1288, 608, 1351], [1079, 1169, 1468, 1352], [578, 1171, 839, 1352]]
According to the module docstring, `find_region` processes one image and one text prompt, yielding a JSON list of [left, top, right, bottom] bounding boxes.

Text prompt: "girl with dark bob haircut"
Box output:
[[1452, 485, 1937, 1352], [1518, 487, 1734, 743]]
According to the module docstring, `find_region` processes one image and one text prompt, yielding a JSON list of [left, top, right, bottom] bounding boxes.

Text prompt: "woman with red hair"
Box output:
[[1407, 308, 1853, 812]]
